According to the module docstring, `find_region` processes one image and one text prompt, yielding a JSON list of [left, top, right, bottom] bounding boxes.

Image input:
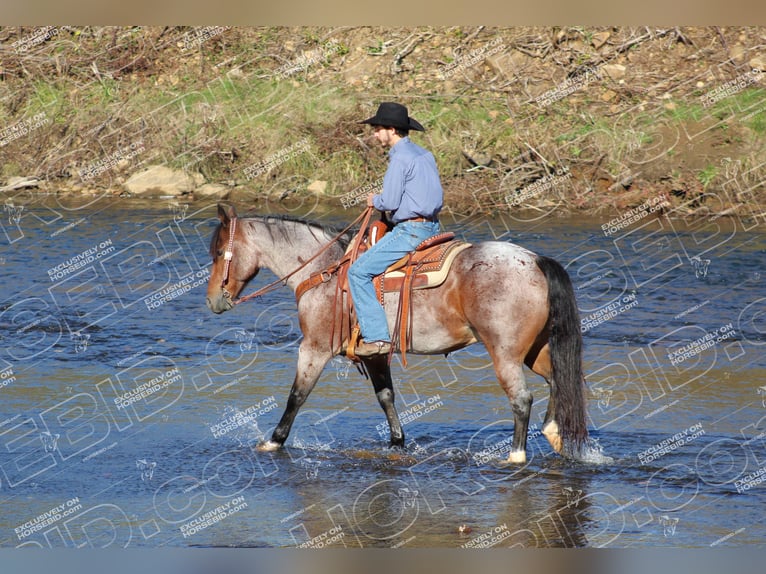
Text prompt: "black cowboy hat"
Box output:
[[360, 102, 425, 132]]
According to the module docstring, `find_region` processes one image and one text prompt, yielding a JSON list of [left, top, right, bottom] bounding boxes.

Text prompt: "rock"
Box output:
[[566, 40, 587, 53], [730, 44, 746, 63], [485, 55, 508, 78], [749, 55, 766, 71], [194, 183, 230, 199], [0, 176, 40, 191], [591, 31, 611, 50], [307, 180, 328, 195], [601, 64, 626, 81], [462, 149, 492, 167], [601, 89, 618, 102], [123, 165, 204, 197]]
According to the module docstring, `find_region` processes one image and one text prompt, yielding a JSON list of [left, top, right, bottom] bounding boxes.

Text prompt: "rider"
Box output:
[[348, 102, 444, 357]]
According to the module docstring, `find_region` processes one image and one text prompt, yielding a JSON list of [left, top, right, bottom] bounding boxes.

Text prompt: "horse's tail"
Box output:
[[535, 255, 589, 448]]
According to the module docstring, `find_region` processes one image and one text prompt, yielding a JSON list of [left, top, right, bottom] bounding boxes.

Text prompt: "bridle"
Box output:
[[217, 207, 374, 306], [220, 215, 237, 290]]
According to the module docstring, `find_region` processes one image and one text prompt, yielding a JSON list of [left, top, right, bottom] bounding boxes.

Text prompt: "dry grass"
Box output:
[[0, 26, 764, 215]]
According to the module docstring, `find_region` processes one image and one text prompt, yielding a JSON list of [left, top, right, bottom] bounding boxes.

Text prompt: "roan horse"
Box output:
[[206, 203, 589, 464]]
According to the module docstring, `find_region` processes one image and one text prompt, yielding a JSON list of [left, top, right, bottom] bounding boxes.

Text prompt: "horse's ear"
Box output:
[[217, 203, 237, 226]]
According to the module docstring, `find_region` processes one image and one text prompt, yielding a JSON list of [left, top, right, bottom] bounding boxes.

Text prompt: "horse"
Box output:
[[205, 203, 589, 464]]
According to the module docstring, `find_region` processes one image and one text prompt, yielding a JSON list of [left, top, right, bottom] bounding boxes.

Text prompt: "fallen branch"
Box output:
[[0, 177, 40, 192], [392, 33, 428, 73]]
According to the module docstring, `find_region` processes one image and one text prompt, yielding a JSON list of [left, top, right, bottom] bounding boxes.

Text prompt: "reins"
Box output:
[[227, 206, 374, 305]]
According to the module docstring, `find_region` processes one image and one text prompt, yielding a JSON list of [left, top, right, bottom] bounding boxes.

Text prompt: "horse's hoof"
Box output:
[[542, 421, 563, 454], [255, 440, 282, 452], [505, 450, 527, 464]]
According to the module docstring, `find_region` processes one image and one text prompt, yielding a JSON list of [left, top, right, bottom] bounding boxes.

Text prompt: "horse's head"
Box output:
[[206, 203, 259, 313]]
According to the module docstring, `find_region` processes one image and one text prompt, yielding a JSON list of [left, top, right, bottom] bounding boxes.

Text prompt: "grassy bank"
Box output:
[[0, 26, 764, 217]]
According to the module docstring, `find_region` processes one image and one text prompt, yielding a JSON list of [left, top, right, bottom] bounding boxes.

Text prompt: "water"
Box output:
[[0, 195, 764, 548]]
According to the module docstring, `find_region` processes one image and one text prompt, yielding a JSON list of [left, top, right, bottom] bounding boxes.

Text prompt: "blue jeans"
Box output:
[[348, 221, 441, 342]]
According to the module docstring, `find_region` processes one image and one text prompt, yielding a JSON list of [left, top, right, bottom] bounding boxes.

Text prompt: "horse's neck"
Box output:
[[246, 218, 344, 290]]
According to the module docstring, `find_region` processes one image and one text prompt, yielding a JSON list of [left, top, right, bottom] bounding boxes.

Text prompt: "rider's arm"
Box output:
[[372, 155, 407, 213]]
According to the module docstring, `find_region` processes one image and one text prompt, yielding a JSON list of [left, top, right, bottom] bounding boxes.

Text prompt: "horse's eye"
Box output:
[[216, 249, 223, 258]]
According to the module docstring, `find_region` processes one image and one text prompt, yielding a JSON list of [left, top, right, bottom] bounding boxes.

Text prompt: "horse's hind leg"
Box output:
[[492, 356, 532, 464], [526, 343, 563, 454], [363, 355, 404, 448], [256, 342, 331, 452]]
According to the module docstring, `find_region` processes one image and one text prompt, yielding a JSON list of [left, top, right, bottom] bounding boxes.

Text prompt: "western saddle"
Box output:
[[295, 219, 472, 366]]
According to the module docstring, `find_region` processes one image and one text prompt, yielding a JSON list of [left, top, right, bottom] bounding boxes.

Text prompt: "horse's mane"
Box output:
[[209, 212, 353, 259]]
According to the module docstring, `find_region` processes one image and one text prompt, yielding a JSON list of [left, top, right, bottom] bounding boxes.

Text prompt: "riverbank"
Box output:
[[0, 26, 764, 219]]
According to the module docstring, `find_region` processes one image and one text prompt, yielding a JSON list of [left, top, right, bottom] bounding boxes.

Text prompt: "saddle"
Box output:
[[371, 234, 472, 366], [373, 234, 471, 296], [295, 220, 472, 366]]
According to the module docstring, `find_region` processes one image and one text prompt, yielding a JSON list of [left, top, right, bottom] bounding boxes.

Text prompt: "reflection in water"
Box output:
[[263, 442, 600, 548]]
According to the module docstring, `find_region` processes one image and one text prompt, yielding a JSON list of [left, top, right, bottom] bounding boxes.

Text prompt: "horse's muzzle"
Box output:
[[206, 294, 233, 314]]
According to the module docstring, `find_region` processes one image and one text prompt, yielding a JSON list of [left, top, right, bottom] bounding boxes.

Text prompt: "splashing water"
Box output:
[[565, 437, 615, 464]]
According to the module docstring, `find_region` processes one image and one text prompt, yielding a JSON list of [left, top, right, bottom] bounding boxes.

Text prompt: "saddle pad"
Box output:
[[374, 240, 472, 294]]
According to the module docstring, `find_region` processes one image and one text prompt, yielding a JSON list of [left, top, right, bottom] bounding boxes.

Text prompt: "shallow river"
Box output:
[[0, 194, 764, 548]]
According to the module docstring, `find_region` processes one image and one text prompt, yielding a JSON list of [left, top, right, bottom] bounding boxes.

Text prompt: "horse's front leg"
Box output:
[[256, 342, 331, 452], [363, 355, 405, 448]]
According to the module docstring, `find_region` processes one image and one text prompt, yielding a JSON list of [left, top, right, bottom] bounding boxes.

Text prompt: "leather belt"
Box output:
[[397, 216, 436, 224]]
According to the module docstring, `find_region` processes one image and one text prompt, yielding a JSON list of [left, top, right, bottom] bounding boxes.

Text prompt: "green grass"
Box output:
[[731, 88, 766, 134], [745, 108, 766, 134], [25, 81, 65, 116], [662, 87, 766, 134], [665, 100, 706, 123], [1, 26, 765, 216], [697, 164, 719, 189]]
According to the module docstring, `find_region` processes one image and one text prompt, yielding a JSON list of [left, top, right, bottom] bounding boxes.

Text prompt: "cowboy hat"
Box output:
[[360, 102, 425, 132]]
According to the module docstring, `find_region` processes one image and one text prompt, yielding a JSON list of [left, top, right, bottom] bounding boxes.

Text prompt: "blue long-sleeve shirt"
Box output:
[[372, 137, 443, 223]]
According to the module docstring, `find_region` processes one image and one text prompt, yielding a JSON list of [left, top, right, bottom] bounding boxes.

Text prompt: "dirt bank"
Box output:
[[0, 26, 764, 219]]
